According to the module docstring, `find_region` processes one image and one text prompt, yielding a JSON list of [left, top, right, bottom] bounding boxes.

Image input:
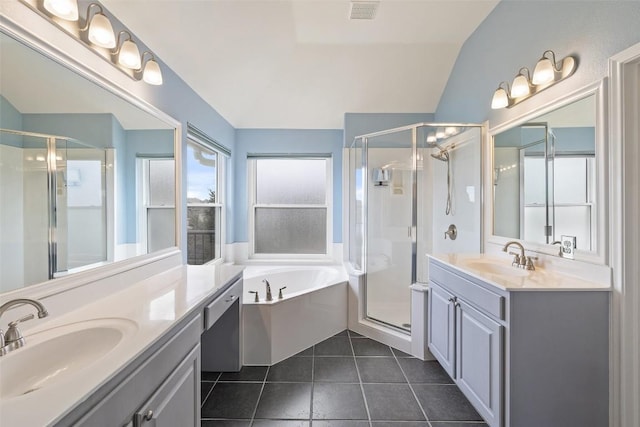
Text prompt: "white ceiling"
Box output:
[[101, 0, 499, 129]]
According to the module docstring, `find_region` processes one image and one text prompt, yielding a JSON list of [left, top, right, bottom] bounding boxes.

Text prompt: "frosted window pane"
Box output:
[[555, 206, 592, 251], [256, 159, 326, 204], [554, 157, 588, 203], [523, 206, 548, 244], [255, 208, 326, 254], [147, 208, 175, 252], [149, 159, 175, 206], [524, 157, 546, 204], [187, 142, 217, 203]]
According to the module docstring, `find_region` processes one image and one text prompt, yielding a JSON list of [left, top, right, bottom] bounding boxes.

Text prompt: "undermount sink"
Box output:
[[0, 318, 137, 399], [461, 260, 531, 277]]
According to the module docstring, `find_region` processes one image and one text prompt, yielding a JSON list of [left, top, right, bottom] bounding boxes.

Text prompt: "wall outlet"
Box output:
[[560, 235, 577, 259]]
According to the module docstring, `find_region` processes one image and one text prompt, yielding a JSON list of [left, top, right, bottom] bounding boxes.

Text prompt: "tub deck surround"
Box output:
[[242, 265, 348, 303], [429, 253, 611, 291], [0, 263, 243, 427], [241, 265, 349, 366]]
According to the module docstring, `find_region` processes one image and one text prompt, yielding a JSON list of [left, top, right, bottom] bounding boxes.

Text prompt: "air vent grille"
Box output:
[[349, 1, 380, 20]]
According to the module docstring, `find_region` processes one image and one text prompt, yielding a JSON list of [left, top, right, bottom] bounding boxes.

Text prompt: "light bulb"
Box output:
[[511, 73, 531, 98], [118, 39, 141, 69], [88, 13, 116, 48], [532, 57, 556, 85], [143, 59, 163, 85], [426, 135, 437, 144], [435, 128, 445, 139], [491, 87, 509, 109], [43, 0, 79, 21]]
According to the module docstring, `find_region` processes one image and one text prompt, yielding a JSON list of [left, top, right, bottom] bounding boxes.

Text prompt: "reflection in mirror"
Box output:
[[0, 30, 176, 292], [493, 95, 596, 251]]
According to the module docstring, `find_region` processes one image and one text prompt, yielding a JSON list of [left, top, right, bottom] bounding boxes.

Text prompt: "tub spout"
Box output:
[[263, 279, 273, 301]]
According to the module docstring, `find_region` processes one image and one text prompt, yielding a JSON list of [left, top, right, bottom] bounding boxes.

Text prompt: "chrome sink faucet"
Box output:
[[502, 241, 526, 268], [262, 279, 273, 302], [0, 298, 49, 356]]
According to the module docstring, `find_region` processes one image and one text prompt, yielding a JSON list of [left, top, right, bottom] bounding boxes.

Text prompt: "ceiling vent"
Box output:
[[349, 1, 380, 20]]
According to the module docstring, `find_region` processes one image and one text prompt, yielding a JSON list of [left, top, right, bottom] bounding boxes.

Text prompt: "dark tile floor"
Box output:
[[201, 330, 487, 427]]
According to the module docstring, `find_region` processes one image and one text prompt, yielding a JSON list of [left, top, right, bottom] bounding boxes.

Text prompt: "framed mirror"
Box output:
[[0, 27, 180, 293], [487, 81, 606, 264]]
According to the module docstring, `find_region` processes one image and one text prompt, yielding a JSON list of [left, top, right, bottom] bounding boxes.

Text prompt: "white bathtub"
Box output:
[[241, 265, 348, 365]]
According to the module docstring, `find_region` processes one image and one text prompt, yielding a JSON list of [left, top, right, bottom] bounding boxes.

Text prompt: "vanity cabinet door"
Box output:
[[427, 282, 456, 378], [456, 300, 503, 427], [134, 345, 200, 427]]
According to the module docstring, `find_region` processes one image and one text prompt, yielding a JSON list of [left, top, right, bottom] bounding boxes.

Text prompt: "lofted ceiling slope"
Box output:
[[101, 0, 499, 129]]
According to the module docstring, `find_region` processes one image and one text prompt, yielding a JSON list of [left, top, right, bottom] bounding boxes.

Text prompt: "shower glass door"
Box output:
[[365, 129, 414, 332]]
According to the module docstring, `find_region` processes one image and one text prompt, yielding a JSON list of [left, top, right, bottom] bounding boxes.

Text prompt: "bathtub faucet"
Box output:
[[262, 279, 273, 301]]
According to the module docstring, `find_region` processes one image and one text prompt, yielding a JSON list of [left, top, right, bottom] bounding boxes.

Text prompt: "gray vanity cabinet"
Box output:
[[427, 283, 456, 377], [132, 346, 200, 426], [427, 257, 609, 427], [64, 315, 202, 427], [427, 281, 502, 427], [455, 299, 503, 427]]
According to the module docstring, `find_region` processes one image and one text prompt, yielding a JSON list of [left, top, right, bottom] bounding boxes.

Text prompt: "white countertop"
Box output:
[[429, 253, 611, 291], [0, 263, 244, 427]]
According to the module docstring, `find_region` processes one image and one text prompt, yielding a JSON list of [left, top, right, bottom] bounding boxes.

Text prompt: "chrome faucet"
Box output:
[[502, 241, 526, 268], [0, 298, 49, 356], [262, 279, 273, 302]]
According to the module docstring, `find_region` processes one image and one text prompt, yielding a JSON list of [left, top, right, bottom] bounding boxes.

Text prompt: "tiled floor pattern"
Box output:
[[201, 330, 488, 427]]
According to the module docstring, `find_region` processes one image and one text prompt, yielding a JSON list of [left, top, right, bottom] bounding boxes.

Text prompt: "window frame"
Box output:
[[186, 137, 226, 265], [248, 156, 333, 260], [136, 156, 176, 255]]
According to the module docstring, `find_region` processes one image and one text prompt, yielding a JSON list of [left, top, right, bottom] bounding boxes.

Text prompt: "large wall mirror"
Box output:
[[0, 29, 179, 293], [488, 81, 606, 263]]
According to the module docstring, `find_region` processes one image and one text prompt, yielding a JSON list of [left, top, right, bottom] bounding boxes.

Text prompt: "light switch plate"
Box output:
[[560, 235, 577, 259]]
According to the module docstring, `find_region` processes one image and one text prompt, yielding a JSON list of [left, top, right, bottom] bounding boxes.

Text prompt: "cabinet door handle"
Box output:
[[448, 297, 456, 304], [144, 410, 154, 421], [225, 295, 236, 303]]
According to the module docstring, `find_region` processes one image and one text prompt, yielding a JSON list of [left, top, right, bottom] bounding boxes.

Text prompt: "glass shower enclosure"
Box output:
[[348, 123, 482, 333], [0, 128, 109, 291]]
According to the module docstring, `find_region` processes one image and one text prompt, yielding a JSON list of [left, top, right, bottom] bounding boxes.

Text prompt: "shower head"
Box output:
[[430, 149, 449, 162]]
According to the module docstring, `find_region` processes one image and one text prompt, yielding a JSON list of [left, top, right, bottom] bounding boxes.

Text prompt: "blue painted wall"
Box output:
[[436, 1, 640, 125], [234, 129, 344, 244], [22, 113, 115, 148], [0, 95, 23, 147]]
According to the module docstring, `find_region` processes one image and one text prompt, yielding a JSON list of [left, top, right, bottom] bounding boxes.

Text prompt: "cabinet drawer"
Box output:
[[204, 278, 242, 330], [430, 261, 504, 320]]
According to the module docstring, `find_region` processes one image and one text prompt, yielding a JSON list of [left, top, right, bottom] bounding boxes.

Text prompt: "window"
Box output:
[[138, 157, 175, 254], [249, 157, 332, 258], [186, 139, 225, 264]]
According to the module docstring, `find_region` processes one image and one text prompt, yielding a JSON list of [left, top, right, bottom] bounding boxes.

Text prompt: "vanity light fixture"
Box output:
[[25, 0, 163, 85], [491, 82, 512, 109], [82, 3, 116, 49], [140, 52, 163, 85], [114, 31, 141, 70], [510, 68, 533, 98], [43, 0, 79, 21], [491, 49, 577, 109]]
